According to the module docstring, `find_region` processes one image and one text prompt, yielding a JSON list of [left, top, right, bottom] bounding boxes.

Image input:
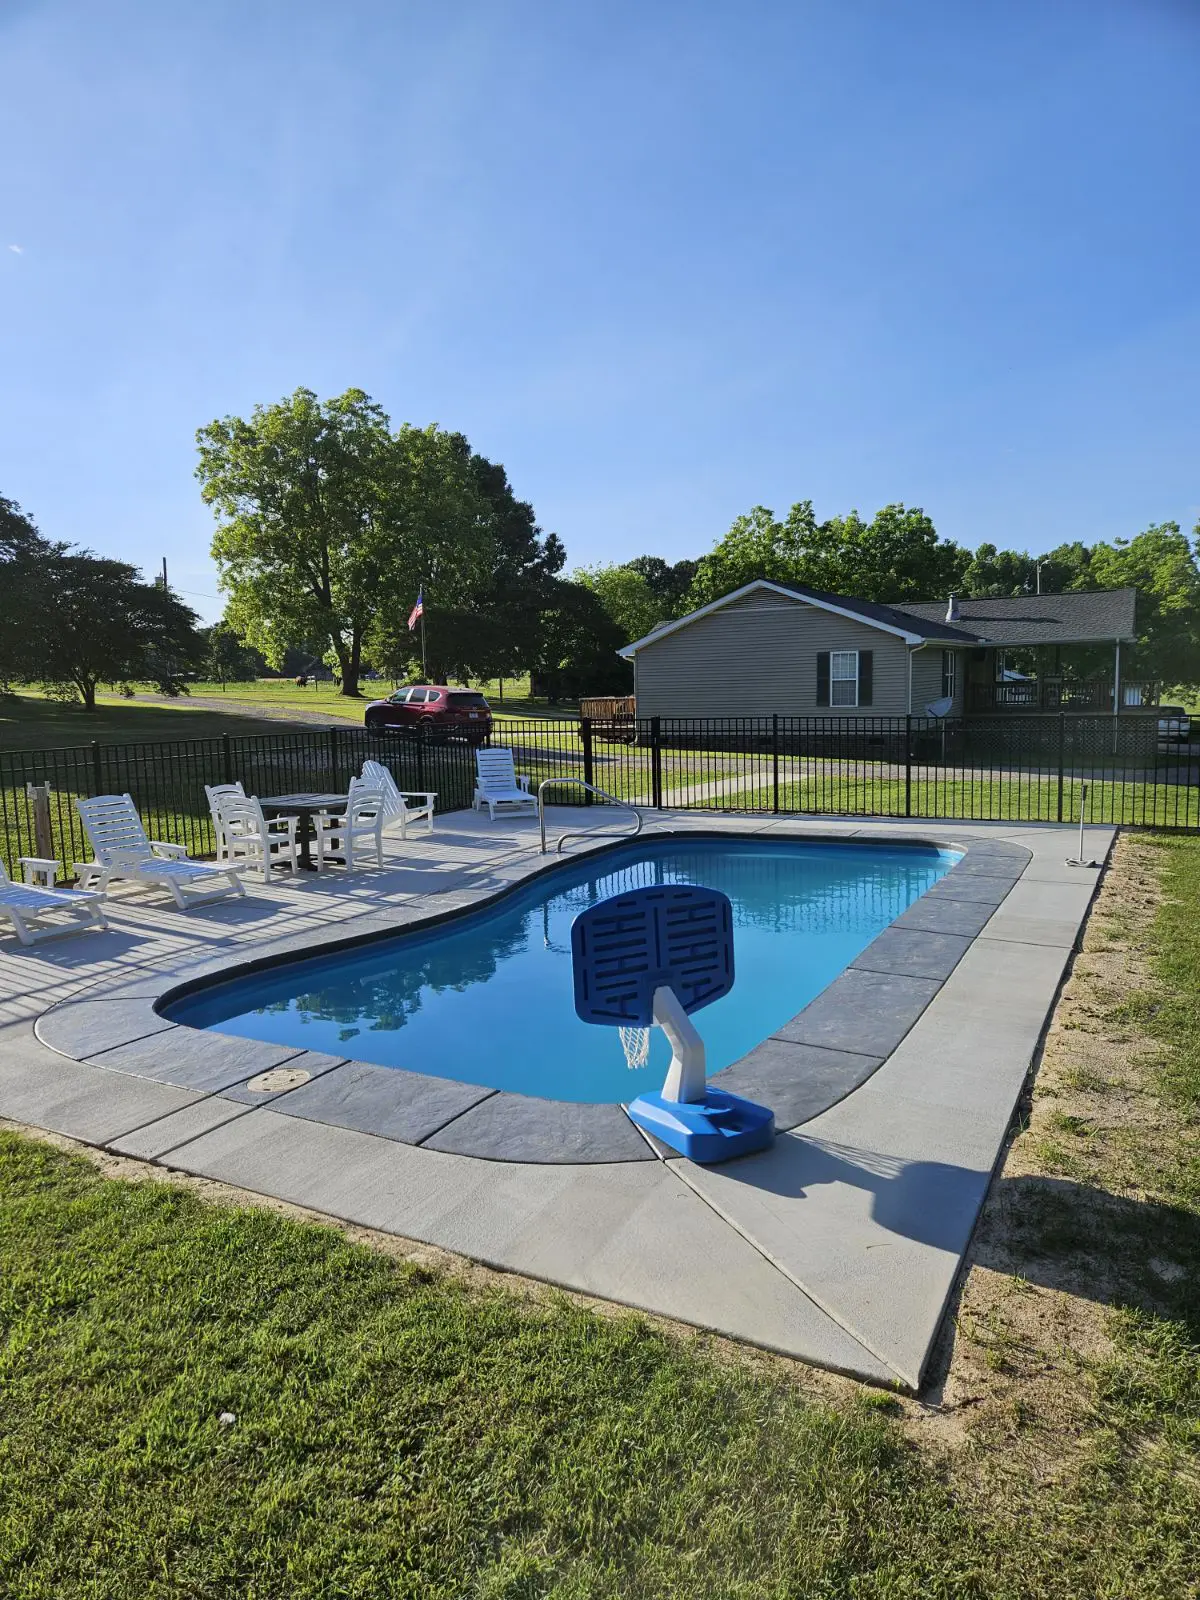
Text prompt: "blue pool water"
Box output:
[[166, 838, 957, 1103]]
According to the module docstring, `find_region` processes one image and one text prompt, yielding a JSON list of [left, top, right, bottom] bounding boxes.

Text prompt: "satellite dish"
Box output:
[[925, 697, 953, 718]]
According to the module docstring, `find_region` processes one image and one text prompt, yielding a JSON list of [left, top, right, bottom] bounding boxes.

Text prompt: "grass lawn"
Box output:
[[0, 692, 291, 751], [1, 835, 1199, 1595], [1, 683, 577, 753]]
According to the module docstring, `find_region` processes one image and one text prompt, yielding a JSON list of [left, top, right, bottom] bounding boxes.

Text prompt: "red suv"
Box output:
[[364, 685, 493, 744]]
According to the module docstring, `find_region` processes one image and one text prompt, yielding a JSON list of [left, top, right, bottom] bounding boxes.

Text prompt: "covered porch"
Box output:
[[966, 644, 1159, 715]]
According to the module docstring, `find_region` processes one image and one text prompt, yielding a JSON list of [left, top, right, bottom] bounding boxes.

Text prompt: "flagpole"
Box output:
[[420, 588, 427, 680]]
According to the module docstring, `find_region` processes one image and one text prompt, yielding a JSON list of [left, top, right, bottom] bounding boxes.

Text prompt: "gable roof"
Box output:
[[619, 580, 979, 657], [899, 588, 1137, 646], [620, 580, 1139, 656]]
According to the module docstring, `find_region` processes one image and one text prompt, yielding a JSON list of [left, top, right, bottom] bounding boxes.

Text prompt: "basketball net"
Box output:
[[619, 1024, 651, 1069]]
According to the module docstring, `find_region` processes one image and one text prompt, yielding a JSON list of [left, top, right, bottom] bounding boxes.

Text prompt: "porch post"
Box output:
[[1112, 639, 1122, 756]]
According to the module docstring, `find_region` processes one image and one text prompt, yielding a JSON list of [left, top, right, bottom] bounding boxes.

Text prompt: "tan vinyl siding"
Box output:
[[632, 590, 913, 718], [910, 644, 967, 716]]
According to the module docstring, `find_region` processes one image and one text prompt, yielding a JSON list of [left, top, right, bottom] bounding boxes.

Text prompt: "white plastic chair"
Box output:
[[359, 759, 435, 836], [74, 794, 246, 908], [0, 857, 108, 946], [315, 779, 385, 871], [204, 781, 247, 861], [473, 748, 536, 822], [218, 795, 301, 883]]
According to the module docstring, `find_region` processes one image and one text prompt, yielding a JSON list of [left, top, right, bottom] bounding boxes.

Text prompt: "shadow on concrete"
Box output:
[[718, 1135, 988, 1256]]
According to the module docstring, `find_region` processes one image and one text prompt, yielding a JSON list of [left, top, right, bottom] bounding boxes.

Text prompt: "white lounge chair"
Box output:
[[359, 759, 435, 837], [473, 748, 537, 822], [315, 779, 386, 870], [204, 781, 247, 861], [75, 794, 246, 909], [0, 857, 108, 946], [217, 794, 301, 883]]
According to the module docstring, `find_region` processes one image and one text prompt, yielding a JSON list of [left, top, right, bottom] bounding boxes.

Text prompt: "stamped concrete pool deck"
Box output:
[[0, 807, 1114, 1390]]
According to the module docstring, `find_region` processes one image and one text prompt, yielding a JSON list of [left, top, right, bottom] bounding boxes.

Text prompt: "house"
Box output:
[[618, 581, 1147, 720]]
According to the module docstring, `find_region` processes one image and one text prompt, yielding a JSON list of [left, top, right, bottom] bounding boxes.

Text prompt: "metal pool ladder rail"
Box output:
[[537, 778, 644, 854]]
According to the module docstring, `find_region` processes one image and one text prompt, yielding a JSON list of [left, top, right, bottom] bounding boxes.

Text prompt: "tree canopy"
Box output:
[[686, 501, 969, 609], [199, 389, 568, 694]]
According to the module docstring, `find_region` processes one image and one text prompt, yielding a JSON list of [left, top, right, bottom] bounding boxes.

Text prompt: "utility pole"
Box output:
[[160, 557, 169, 592]]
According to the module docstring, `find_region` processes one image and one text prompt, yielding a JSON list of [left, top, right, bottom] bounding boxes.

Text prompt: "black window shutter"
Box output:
[[816, 651, 830, 706], [858, 651, 873, 706]]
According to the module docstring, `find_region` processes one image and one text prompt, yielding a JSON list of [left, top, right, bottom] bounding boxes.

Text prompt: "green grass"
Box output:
[[0, 1138, 992, 1599], [0, 691, 291, 751]]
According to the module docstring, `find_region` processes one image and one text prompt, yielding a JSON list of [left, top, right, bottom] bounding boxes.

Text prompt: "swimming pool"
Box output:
[[165, 838, 957, 1103]]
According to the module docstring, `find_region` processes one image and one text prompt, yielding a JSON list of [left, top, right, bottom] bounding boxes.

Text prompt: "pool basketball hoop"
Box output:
[[571, 884, 774, 1164]]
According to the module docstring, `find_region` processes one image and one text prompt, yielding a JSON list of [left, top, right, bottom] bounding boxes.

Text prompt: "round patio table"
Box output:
[[258, 792, 349, 871]]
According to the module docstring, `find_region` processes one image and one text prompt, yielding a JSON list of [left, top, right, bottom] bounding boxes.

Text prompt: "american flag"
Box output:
[[407, 589, 424, 630]]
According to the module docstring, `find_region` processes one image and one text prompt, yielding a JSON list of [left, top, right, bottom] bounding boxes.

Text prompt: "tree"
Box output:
[[197, 389, 493, 697], [365, 452, 564, 684], [623, 555, 698, 619], [1087, 522, 1200, 687], [203, 621, 266, 684], [527, 580, 631, 701], [35, 554, 204, 708], [687, 500, 967, 609], [574, 563, 660, 646], [0, 497, 60, 686], [686, 503, 818, 608]]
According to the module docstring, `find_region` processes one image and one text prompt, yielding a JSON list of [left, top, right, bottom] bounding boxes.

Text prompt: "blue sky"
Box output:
[[2, 0, 1197, 623]]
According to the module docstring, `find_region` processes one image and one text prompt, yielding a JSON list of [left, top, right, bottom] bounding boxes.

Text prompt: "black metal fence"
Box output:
[[2, 712, 1196, 880]]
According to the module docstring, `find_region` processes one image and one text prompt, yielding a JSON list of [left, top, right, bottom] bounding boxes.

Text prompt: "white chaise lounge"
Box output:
[[359, 760, 436, 837], [75, 794, 246, 908], [0, 858, 108, 946], [473, 747, 537, 822]]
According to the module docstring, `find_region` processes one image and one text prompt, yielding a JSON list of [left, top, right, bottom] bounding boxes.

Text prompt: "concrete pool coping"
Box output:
[[35, 833, 1031, 1165], [1, 808, 1115, 1390]]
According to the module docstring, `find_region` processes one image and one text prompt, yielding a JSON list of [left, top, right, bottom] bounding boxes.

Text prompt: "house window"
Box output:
[[830, 651, 859, 707], [941, 650, 957, 702]]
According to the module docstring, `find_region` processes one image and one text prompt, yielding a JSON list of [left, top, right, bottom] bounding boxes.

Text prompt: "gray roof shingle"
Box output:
[[898, 588, 1137, 646]]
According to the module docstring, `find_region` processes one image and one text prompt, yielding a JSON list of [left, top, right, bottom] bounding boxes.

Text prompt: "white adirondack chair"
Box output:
[[75, 794, 246, 908], [315, 779, 386, 870], [0, 857, 108, 946], [473, 747, 537, 822], [204, 781, 247, 861], [359, 759, 435, 836], [217, 794, 301, 883]]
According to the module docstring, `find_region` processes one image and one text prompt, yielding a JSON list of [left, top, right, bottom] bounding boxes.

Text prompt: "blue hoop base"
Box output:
[[626, 1088, 774, 1164]]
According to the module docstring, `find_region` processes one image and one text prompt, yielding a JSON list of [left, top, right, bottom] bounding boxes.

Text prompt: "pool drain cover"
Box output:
[[245, 1067, 312, 1093]]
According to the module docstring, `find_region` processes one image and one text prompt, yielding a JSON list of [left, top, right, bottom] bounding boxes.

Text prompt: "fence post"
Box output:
[[222, 731, 233, 787], [90, 740, 102, 796], [905, 715, 912, 818], [1056, 712, 1066, 823], [651, 717, 663, 810], [25, 782, 54, 863], [327, 725, 339, 792], [415, 732, 426, 794], [581, 716, 594, 805], [772, 714, 780, 814]]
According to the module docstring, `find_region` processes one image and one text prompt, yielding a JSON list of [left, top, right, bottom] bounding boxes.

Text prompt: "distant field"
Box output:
[[0, 681, 578, 753]]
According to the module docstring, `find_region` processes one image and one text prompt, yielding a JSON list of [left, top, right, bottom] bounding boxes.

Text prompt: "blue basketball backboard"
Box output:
[[571, 885, 735, 1028]]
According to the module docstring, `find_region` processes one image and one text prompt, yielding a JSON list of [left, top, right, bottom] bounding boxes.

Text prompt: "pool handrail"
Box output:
[[537, 778, 643, 855]]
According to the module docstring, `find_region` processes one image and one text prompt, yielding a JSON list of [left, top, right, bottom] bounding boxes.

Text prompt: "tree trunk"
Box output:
[[336, 632, 362, 697], [79, 678, 97, 711]]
